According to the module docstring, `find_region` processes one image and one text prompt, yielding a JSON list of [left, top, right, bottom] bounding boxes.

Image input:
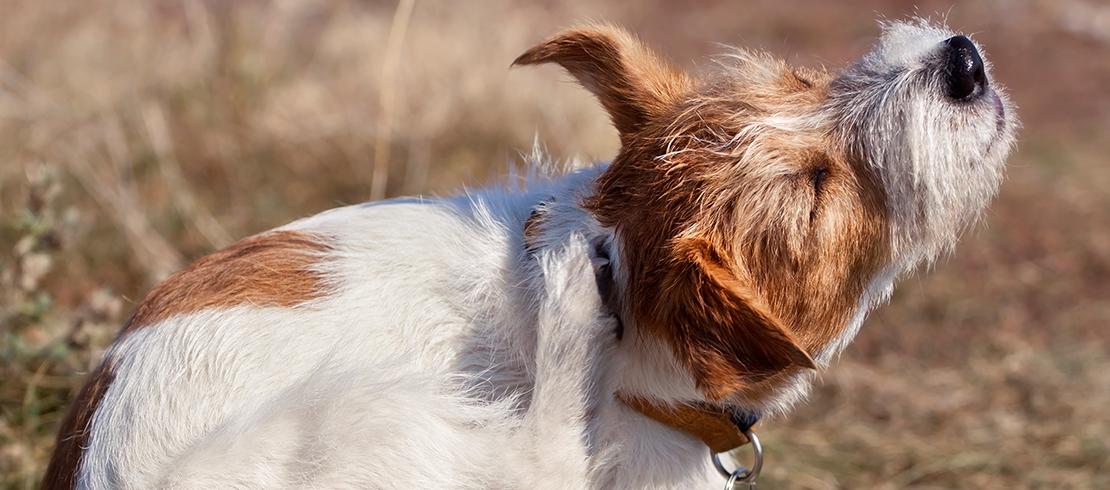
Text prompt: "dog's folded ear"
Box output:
[[513, 24, 691, 143], [661, 238, 816, 400]]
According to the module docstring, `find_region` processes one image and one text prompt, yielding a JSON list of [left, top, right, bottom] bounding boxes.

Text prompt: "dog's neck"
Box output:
[[521, 166, 709, 400], [597, 236, 758, 453], [521, 167, 757, 454]]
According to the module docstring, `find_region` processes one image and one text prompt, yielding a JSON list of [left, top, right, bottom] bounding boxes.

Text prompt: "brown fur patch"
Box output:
[[42, 231, 332, 487], [519, 27, 890, 400], [123, 230, 333, 331], [41, 362, 115, 490]]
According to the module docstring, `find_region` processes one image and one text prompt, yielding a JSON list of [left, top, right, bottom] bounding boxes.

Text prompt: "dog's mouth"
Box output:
[[989, 89, 1006, 133], [981, 89, 1009, 157]]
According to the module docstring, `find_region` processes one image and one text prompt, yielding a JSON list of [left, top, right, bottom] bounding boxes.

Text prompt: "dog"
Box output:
[[44, 19, 1016, 489]]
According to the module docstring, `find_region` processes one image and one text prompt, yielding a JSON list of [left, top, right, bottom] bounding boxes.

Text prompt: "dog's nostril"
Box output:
[[944, 35, 987, 100]]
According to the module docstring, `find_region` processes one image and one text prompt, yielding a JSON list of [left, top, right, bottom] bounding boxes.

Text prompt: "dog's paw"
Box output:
[[537, 234, 617, 342], [539, 235, 598, 305]]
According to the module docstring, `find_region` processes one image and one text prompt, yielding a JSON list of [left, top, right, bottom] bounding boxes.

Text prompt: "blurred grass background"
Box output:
[[1, 0, 1107, 488]]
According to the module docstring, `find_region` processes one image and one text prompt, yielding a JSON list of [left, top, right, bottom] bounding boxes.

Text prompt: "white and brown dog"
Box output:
[[45, 19, 1015, 489]]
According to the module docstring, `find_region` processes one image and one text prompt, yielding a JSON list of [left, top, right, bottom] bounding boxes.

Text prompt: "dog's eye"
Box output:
[[793, 70, 815, 89], [811, 166, 829, 195], [809, 166, 829, 223]]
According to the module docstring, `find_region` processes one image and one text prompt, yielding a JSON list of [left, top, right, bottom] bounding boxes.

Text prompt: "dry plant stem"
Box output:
[[63, 143, 183, 281], [371, 0, 417, 200]]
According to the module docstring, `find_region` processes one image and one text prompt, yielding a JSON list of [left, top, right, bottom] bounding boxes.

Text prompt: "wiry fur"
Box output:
[[46, 19, 1015, 489]]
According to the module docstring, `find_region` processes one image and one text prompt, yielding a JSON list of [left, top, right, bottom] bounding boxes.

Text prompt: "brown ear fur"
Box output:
[[513, 24, 691, 142], [661, 238, 815, 400]]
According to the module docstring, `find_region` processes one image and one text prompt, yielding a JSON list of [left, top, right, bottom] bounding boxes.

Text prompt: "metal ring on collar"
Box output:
[[711, 428, 762, 488]]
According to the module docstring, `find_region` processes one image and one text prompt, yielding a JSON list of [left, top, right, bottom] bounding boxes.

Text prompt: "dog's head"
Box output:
[[516, 20, 1016, 408]]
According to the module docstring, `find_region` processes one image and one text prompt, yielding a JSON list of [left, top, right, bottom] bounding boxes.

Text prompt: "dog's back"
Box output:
[[44, 177, 579, 488]]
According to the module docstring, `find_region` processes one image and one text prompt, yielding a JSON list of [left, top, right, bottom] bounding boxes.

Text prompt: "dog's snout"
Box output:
[[944, 35, 987, 100]]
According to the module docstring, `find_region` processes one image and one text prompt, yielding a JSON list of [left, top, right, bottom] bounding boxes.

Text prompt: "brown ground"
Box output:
[[1, 1, 1107, 488]]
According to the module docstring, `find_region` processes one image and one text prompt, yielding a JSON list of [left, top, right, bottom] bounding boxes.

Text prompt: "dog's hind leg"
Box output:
[[515, 234, 619, 489]]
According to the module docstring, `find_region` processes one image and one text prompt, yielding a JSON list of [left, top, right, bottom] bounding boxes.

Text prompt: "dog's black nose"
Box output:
[[944, 35, 987, 100]]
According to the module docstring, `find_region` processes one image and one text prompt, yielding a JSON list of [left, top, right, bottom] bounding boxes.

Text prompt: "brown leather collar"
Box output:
[[616, 392, 754, 453]]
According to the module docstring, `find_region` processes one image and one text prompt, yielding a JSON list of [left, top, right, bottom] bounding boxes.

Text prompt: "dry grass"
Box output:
[[1, 1, 1107, 488]]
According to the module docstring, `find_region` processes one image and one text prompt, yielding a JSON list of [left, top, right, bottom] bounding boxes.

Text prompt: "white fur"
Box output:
[[74, 20, 1014, 489], [79, 165, 723, 489]]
